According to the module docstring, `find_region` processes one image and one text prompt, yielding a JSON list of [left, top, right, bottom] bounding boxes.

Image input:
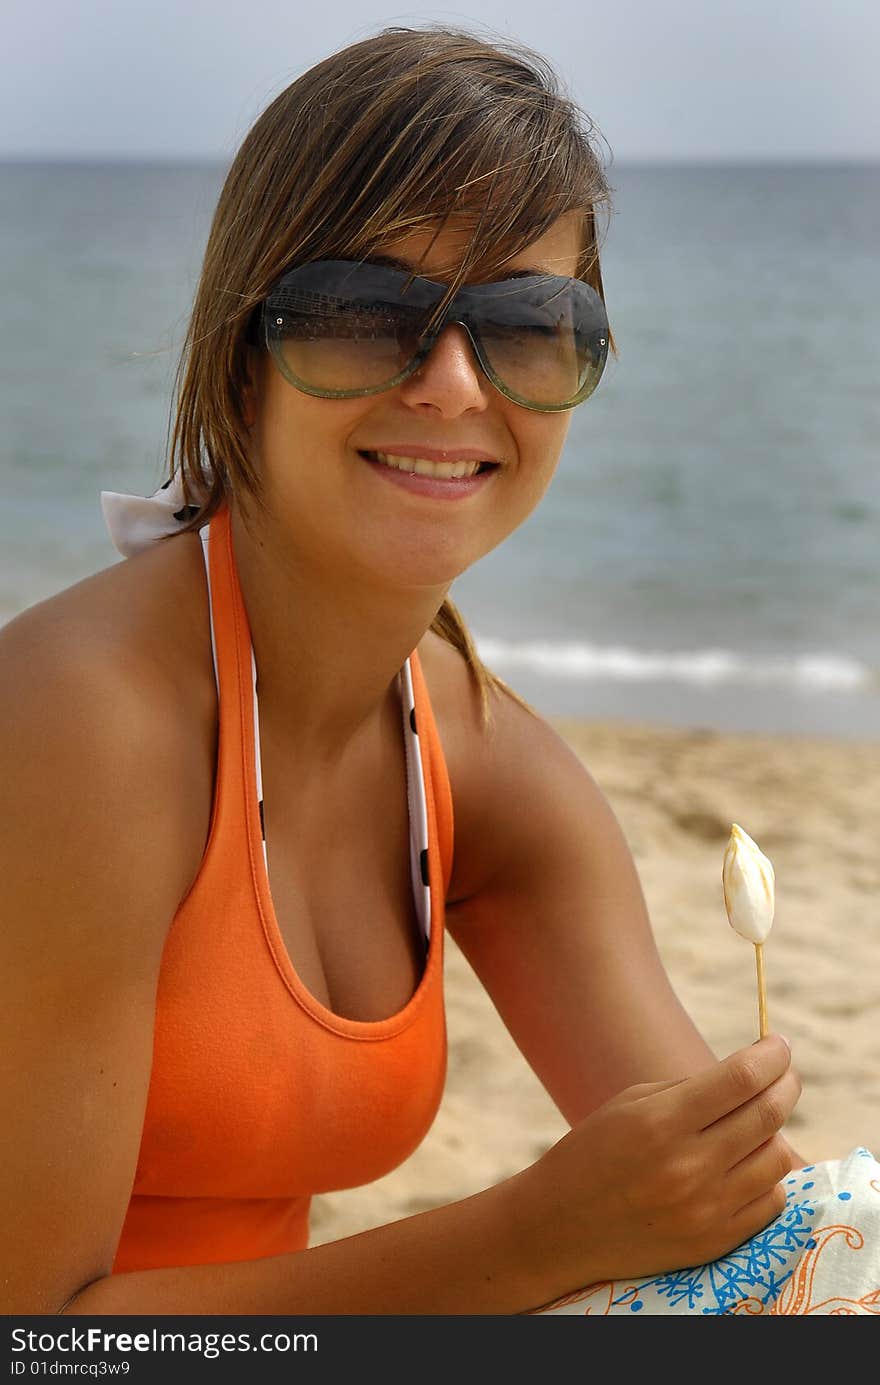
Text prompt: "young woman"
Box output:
[[1, 27, 807, 1315]]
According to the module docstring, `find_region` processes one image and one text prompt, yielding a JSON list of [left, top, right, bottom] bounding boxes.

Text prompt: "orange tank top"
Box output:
[[110, 502, 454, 1273]]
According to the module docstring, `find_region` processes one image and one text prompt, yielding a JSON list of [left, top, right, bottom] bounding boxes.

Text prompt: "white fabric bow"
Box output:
[[100, 474, 204, 558]]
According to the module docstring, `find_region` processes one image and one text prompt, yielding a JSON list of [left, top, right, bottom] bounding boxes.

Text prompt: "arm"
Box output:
[[422, 633, 807, 1155], [440, 676, 717, 1122], [0, 615, 186, 1313]]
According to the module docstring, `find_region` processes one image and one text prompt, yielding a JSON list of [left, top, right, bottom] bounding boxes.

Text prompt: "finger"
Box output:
[[703, 1067, 802, 1170], [724, 1178, 789, 1251], [663, 1034, 792, 1131], [724, 1132, 797, 1213]]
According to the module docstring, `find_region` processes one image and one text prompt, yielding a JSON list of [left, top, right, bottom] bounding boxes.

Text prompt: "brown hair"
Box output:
[[163, 24, 614, 726]]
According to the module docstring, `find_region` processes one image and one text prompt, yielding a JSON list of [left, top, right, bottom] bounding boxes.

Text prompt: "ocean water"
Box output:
[[1, 160, 878, 738]]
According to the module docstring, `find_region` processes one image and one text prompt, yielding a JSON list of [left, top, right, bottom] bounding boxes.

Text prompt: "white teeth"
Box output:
[[371, 451, 484, 479]]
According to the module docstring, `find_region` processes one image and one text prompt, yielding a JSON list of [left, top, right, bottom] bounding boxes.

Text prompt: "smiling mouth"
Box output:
[[359, 450, 499, 479]]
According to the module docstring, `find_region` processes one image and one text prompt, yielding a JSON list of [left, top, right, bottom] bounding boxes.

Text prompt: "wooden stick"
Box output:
[[755, 943, 768, 1039]]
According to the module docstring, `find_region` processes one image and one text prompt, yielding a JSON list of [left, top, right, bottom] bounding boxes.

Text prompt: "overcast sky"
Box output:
[[3, 0, 878, 164]]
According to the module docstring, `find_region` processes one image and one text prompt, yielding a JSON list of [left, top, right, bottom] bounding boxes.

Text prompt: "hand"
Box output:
[[512, 1034, 801, 1305]]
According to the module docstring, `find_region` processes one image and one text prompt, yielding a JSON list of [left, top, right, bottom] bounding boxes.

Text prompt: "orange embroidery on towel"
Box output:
[[770, 1224, 877, 1315]]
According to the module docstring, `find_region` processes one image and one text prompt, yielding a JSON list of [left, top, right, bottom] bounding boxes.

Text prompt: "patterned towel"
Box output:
[[528, 1146, 880, 1315]]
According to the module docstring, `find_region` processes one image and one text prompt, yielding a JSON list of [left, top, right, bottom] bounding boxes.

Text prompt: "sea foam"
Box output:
[[474, 636, 872, 692]]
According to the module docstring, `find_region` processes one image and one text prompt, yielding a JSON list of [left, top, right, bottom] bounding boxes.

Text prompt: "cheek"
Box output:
[[514, 415, 571, 504], [256, 388, 368, 479]]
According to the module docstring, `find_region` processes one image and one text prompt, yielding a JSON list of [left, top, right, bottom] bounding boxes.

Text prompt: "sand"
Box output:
[[309, 717, 880, 1248]]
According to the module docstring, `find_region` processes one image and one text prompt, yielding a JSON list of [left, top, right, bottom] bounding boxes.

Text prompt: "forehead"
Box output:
[[372, 209, 584, 282]]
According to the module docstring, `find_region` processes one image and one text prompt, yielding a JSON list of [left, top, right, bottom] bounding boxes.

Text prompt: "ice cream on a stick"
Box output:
[[722, 823, 775, 1039]]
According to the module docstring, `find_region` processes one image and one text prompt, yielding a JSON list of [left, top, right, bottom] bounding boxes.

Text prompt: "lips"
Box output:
[[357, 448, 500, 499]]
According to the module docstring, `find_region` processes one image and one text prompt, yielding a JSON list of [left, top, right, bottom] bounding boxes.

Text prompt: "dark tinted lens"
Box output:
[[462, 277, 608, 407], [265, 261, 439, 392], [263, 262, 608, 408]]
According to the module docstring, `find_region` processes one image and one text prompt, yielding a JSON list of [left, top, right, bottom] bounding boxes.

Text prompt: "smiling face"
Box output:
[[241, 210, 584, 591]]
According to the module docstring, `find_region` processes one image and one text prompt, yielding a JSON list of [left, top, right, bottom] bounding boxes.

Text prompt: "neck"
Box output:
[[228, 502, 449, 771]]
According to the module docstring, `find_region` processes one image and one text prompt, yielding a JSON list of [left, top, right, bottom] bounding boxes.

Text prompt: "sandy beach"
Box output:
[[310, 715, 880, 1248]]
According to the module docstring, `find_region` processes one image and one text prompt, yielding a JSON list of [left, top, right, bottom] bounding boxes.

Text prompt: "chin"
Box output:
[[357, 521, 497, 590], [373, 550, 473, 592]]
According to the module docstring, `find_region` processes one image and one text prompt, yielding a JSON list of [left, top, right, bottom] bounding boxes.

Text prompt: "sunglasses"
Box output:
[[252, 259, 609, 413]]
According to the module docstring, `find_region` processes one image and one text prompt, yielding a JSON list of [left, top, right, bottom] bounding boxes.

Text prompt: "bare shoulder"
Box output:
[[2, 530, 213, 708], [0, 533, 215, 934], [417, 628, 620, 906], [0, 598, 192, 977]]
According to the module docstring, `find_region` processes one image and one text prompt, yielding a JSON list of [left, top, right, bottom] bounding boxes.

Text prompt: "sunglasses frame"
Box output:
[[256, 260, 609, 414]]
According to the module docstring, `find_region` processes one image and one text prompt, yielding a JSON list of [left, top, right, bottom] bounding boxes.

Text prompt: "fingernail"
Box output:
[[778, 1034, 791, 1052]]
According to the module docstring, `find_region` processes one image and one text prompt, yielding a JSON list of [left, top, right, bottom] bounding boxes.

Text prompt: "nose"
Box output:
[[398, 323, 489, 416]]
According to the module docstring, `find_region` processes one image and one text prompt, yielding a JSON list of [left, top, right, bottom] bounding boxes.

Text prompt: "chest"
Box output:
[[256, 716, 426, 1024]]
